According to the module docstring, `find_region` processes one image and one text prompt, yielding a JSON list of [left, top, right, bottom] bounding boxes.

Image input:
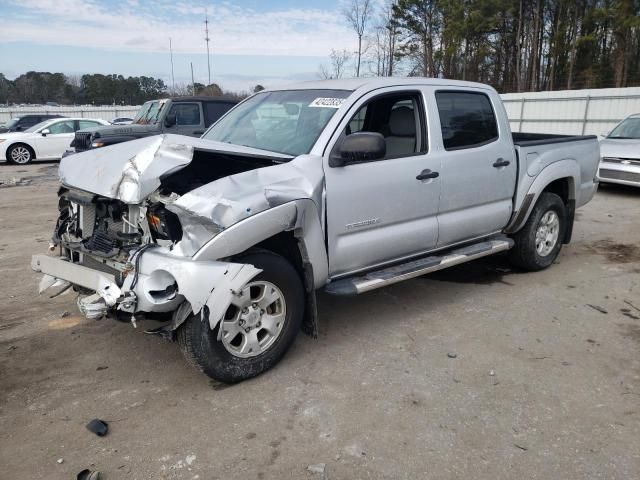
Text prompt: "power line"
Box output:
[[204, 11, 211, 85], [169, 37, 175, 92]]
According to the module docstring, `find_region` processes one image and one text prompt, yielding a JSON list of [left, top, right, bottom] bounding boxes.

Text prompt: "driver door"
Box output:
[[324, 88, 441, 277], [34, 120, 75, 159]]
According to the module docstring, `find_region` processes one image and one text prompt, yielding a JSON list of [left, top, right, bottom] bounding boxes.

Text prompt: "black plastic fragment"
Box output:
[[86, 418, 109, 437], [77, 469, 101, 480]]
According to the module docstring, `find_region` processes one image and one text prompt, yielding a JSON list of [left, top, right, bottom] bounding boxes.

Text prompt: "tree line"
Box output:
[[0, 71, 256, 106], [327, 0, 640, 92]]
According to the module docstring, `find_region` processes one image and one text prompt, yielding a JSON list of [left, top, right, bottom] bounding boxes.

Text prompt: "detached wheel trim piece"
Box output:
[[10, 145, 32, 164], [535, 210, 560, 257], [221, 280, 286, 358]]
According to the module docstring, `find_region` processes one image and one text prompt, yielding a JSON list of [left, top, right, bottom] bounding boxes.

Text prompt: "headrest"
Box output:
[[388, 106, 416, 137]]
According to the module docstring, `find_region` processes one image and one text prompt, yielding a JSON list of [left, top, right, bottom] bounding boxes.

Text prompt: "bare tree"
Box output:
[[318, 49, 353, 79], [343, 0, 372, 77], [368, 1, 398, 77]]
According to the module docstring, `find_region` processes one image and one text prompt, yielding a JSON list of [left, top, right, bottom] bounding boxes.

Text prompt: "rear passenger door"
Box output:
[[431, 89, 516, 247], [165, 102, 205, 136]]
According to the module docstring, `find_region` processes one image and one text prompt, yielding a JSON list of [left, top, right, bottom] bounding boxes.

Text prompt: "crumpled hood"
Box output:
[[171, 154, 325, 228], [58, 134, 292, 203], [599, 137, 640, 159]]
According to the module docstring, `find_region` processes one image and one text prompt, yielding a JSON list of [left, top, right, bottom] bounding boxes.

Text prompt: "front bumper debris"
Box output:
[[32, 250, 262, 331]]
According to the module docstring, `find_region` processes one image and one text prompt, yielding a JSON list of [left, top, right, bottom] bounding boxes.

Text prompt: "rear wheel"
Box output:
[[177, 252, 304, 383], [7, 144, 34, 164], [508, 192, 567, 271]]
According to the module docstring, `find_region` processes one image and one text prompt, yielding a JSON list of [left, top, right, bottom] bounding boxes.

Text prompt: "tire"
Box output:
[[7, 143, 34, 164], [177, 252, 304, 383], [508, 192, 567, 271]]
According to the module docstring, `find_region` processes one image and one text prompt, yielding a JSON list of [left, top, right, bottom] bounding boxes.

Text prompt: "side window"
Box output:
[[342, 92, 424, 159], [78, 120, 101, 130], [47, 120, 75, 134], [435, 91, 498, 150], [169, 103, 201, 126], [204, 102, 234, 126]]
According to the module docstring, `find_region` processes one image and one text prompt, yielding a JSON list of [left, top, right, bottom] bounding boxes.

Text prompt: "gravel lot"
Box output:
[[1, 162, 639, 480]]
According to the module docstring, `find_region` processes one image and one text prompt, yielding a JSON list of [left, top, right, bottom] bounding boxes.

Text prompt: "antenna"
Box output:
[[169, 37, 175, 92], [204, 11, 212, 85]]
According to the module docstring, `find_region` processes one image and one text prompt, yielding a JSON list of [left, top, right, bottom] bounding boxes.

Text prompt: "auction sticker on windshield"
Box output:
[[309, 98, 345, 108]]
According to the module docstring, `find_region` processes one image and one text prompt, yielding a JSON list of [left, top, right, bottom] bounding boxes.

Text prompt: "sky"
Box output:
[[0, 0, 367, 92]]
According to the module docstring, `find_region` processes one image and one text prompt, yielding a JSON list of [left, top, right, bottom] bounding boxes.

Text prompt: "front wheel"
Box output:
[[508, 192, 567, 271], [177, 252, 304, 383], [7, 144, 33, 164]]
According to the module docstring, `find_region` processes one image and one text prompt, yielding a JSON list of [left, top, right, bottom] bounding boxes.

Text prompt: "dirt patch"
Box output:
[[585, 239, 640, 264], [620, 323, 640, 344]]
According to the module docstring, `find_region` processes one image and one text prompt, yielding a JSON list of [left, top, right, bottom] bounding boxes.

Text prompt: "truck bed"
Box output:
[[512, 132, 597, 147]]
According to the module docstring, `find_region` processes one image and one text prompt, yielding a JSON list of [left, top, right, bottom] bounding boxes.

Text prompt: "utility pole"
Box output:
[[169, 37, 175, 92], [190, 62, 195, 95], [204, 12, 211, 85]]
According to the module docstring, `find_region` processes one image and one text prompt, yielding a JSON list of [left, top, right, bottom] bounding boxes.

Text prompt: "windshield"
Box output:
[[24, 120, 52, 133], [203, 89, 352, 156], [6, 118, 21, 128], [133, 100, 166, 125], [608, 117, 640, 139]]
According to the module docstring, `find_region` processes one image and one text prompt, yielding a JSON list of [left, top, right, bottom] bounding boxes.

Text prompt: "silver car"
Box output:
[[598, 114, 640, 187]]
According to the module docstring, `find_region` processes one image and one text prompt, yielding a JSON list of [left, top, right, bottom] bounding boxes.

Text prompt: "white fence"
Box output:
[[501, 87, 640, 136], [3, 87, 640, 135], [0, 105, 141, 124]]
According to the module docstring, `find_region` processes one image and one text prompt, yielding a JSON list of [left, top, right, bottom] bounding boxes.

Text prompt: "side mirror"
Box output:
[[164, 113, 177, 128], [329, 132, 386, 167], [41, 128, 50, 136], [16, 126, 24, 131]]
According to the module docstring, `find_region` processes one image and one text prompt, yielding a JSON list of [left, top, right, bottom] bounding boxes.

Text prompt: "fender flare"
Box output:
[[193, 199, 329, 287], [505, 159, 579, 234]]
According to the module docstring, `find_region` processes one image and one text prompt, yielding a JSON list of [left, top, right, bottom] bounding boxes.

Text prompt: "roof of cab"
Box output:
[[267, 77, 495, 93]]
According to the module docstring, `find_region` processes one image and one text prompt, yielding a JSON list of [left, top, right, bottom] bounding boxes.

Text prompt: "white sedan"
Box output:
[[0, 117, 109, 164]]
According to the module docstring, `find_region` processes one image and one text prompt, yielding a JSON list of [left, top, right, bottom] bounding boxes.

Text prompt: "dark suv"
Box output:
[[0, 114, 64, 133], [71, 96, 237, 153]]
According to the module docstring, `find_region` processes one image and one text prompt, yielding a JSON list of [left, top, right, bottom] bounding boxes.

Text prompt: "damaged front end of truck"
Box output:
[[32, 134, 325, 339]]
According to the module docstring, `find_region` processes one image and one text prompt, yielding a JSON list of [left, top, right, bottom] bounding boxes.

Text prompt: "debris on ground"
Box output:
[[0, 177, 32, 188], [447, 352, 457, 358], [77, 469, 101, 480], [57, 458, 64, 464], [61, 311, 70, 318], [514, 443, 528, 451], [86, 419, 109, 437], [587, 304, 608, 314], [489, 370, 496, 376], [307, 463, 326, 475]]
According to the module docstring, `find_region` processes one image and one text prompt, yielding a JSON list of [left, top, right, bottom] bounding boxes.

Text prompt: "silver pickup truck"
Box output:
[[32, 78, 600, 383]]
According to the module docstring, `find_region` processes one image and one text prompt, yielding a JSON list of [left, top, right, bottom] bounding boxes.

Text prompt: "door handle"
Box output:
[[416, 169, 439, 181], [493, 158, 510, 168], [193, 130, 205, 135]]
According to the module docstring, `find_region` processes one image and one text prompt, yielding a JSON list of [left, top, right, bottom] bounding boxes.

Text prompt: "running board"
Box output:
[[325, 236, 514, 296]]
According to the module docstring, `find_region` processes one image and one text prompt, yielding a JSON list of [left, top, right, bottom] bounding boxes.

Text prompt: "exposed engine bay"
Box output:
[[52, 149, 278, 278]]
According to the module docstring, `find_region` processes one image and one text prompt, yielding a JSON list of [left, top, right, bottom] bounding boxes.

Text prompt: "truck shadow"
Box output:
[[597, 182, 640, 198]]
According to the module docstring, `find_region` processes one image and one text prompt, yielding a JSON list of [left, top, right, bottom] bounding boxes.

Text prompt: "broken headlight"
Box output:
[[147, 204, 183, 242]]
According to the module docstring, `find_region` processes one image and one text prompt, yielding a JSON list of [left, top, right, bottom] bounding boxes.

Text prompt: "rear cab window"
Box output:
[[169, 103, 202, 126], [435, 91, 498, 150], [204, 102, 235, 126]]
